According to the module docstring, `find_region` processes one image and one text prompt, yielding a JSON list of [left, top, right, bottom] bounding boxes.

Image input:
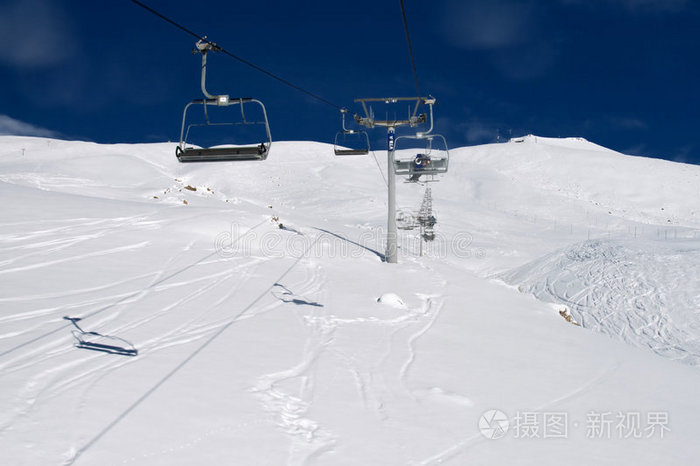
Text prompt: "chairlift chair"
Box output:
[[394, 133, 449, 182], [334, 108, 369, 156], [396, 209, 418, 230], [176, 40, 272, 162]]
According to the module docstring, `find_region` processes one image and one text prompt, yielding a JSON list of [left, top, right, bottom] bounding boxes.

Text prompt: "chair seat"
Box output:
[[335, 148, 369, 156], [394, 158, 448, 175], [177, 145, 266, 162]]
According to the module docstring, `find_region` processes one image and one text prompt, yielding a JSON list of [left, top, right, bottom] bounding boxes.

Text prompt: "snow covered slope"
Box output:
[[466, 135, 700, 228], [502, 238, 700, 366], [1, 135, 699, 465]]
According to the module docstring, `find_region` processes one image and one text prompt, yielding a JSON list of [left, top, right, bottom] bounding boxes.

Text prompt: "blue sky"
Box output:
[[1, 0, 698, 164]]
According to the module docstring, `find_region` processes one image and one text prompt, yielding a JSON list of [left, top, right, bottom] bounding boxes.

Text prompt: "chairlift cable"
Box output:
[[130, 0, 345, 110], [398, 0, 422, 99], [131, 0, 203, 43], [216, 48, 343, 110], [370, 149, 389, 187]]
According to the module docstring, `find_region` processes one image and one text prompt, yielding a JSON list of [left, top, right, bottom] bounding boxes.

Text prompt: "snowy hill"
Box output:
[[470, 135, 700, 228], [1, 135, 699, 465]]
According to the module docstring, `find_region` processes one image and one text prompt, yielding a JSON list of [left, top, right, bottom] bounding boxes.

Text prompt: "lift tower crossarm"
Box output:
[[353, 97, 430, 129]]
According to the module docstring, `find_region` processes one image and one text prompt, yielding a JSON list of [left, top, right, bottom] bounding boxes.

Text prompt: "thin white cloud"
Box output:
[[0, 0, 76, 68], [670, 144, 695, 164], [440, 0, 535, 50], [439, 1, 556, 80], [0, 115, 59, 138], [607, 116, 648, 130], [463, 121, 497, 144], [438, 117, 499, 144]]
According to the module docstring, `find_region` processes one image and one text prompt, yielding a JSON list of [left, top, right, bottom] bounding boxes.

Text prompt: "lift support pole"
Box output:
[[353, 97, 427, 264], [387, 127, 397, 263]]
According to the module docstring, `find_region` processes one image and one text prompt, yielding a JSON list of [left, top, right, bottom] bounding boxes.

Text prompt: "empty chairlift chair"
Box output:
[[176, 40, 272, 162], [334, 108, 370, 156]]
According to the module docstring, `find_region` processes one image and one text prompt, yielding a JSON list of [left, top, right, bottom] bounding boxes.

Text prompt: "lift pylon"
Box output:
[[343, 96, 449, 263]]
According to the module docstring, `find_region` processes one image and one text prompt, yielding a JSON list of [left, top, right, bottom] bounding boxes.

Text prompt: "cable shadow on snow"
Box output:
[[313, 227, 386, 262]]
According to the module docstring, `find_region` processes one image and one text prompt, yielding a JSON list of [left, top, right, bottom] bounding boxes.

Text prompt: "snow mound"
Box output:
[[376, 293, 407, 309], [509, 134, 589, 145]]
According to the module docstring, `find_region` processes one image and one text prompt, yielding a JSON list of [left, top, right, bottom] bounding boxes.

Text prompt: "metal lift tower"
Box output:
[[352, 97, 433, 263]]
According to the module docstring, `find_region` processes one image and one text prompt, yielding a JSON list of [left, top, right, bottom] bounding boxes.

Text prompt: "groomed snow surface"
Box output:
[[1, 135, 699, 465]]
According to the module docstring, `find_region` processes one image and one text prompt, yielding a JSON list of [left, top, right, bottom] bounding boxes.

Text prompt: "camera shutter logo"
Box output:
[[479, 410, 510, 440]]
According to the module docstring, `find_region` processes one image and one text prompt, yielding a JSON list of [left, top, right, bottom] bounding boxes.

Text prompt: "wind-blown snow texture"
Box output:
[[1, 135, 699, 465]]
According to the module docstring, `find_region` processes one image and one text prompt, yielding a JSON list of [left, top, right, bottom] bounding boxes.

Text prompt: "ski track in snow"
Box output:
[[418, 363, 621, 465], [118, 416, 271, 464], [0, 238, 200, 432], [250, 251, 451, 465], [252, 261, 338, 465], [249, 250, 451, 465], [0, 241, 151, 275], [0, 217, 269, 356], [0, 220, 276, 441], [0, 216, 151, 243], [502, 239, 700, 366], [62, 229, 324, 465], [398, 295, 444, 399]]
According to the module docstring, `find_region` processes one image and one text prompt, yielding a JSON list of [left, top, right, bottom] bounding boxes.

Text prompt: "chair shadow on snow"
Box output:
[[63, 316, 138, 357], [272, 283, 324, 307]]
